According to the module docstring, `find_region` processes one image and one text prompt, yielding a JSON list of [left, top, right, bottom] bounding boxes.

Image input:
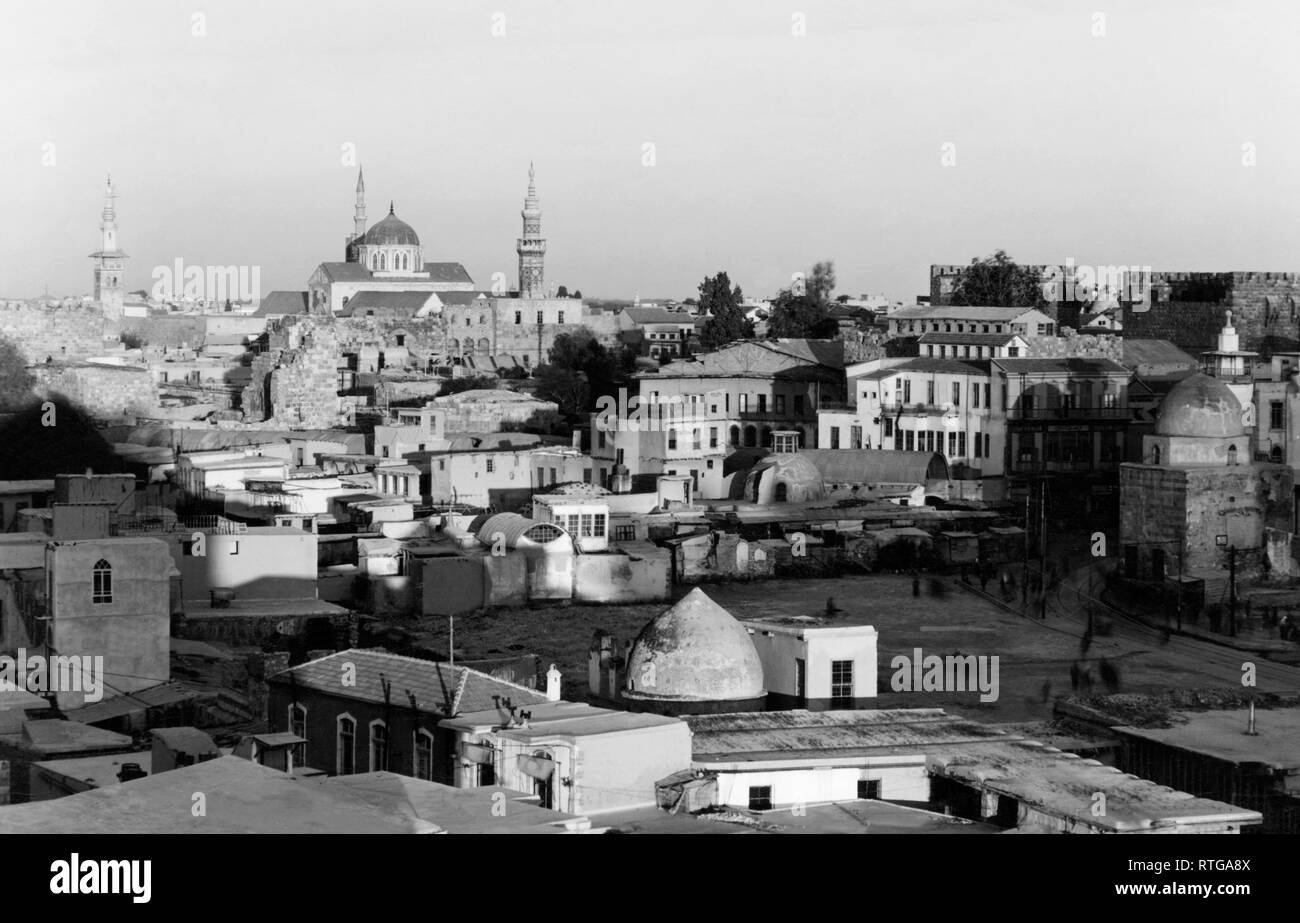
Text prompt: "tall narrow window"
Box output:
[[289, 704, 307, 766], [831, 660, 854, 708], [370, 721, 388, 772], [337, 715, 356, 775], [414, 731, 434, 781], [92, 559, 112, 604]]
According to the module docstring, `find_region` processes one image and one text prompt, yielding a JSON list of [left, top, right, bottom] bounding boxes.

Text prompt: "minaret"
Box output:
[[346, 166, 367, 261], [516, 162, 547, 299], [89, 174, 127, 318]]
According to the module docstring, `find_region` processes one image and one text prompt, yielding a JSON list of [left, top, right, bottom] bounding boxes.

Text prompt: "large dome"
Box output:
[[624, 588, 764, 701], [1155, 373, 1245, 438], [360, 210, 420, 247]]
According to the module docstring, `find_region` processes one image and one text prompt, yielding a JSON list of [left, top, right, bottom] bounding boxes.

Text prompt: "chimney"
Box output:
[[117, 763, 147, 783], [546, 663, 562, 702]]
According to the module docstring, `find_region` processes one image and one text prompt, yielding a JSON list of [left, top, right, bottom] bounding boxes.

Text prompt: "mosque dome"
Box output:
[[1155, 373, 1245, 438], [360, 207, 420, 247], [624, 588, 765, 703]]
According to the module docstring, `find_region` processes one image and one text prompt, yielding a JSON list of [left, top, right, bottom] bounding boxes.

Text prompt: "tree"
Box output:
[[836, 294, 852, 304], [534, 328, 637, 417], [767, 290, 838, 339], [0, 338, 35, 412], [556, 285, 569, 298], [950, 250, 1048, 308], [572, 290, 582, 299], [808, 260, 836, 306], [697, 270, 753, 350]]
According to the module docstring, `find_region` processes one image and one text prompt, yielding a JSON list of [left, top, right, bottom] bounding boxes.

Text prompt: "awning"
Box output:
[[461, 743, 495, 765]]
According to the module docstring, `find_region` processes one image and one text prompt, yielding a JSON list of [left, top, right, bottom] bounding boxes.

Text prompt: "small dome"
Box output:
[[625, 589, 764, 701], [1156, 373, 1244, 438], [360, 210, 420, 247]]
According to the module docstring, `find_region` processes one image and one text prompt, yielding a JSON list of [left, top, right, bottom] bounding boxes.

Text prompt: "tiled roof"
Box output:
[[342, 290, 435, 315], [993, 358, 1129, 375], [269, 648, 549, 717], [253, 291, 309, 317], [892, 306, 1044, 322], [317, 262, 374, 282], [422, 263, 475, 285], [624, 308, 692, 325]]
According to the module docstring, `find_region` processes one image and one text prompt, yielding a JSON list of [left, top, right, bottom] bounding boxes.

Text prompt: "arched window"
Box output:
[[532, 749, 555, 810], [668, 429, 678, 450], [1271, 445, 1284, 463], [1152, 445, 1161, 465], [775, 482, 789, 502], [762, 426, 773, 447], [92, 559, 112, 604], [730, 425, 740, 447], [744, 425, 757, 448], [289, 704, 307, 766], [369, 720, 388, 772], [1228, 444, 1238, 466], [336, 714, 356, 775]]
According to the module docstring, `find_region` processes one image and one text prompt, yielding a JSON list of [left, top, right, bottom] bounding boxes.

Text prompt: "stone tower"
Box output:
[[346, 166, 367, 262], [89, 174, 127, 318], [516, 162, 546, 298]]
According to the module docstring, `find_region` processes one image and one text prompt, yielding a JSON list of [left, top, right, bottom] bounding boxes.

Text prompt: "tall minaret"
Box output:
[[89, 174, 127, 318], [346, 166, 367, 261], [516, 162, 547, 299]]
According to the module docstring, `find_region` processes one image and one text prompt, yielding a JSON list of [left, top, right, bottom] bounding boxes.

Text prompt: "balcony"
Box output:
[[1009, 459, 1121, 475], [880, 402, 957, 416]]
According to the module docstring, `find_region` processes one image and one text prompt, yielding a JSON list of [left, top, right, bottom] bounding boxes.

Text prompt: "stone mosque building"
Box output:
[[1119, 372, 1293, 580]]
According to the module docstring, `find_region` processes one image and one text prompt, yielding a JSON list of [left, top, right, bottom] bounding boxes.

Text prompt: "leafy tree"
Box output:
[[535, 328, 637, 417], [0, 338, 35, 412], [951, 249, 1048, 308], [533, 365, 590, 417], [556, 285, 569, 298], [698, 270, 752, 350], [808, 260, 836, 306], [836, 294, 852, 304], [571, 290, 582, 299], [767, 290, 838, 339]]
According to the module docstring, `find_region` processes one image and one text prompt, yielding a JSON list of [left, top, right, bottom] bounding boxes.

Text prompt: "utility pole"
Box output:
[[1228, 546, 1237, 637], [1176, 540, 1184, 632]]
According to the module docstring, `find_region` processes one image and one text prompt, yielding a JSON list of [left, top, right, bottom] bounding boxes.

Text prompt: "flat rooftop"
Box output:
[[32, 751, 154, 792], [686, 709, 1019, 764], [442, 701, 681, 739], [1113, 707, 1300, 771]]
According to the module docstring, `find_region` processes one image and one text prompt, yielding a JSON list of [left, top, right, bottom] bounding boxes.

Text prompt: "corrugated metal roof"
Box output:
[[798, 449, 950, 484], [474, 512, 570, 548]]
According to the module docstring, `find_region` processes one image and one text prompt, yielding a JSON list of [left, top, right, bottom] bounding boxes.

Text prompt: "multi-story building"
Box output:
[[888, 305, 1056, 340]]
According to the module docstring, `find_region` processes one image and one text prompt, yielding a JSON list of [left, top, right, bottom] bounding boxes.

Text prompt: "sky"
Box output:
[[2, 0, 1299, 303]]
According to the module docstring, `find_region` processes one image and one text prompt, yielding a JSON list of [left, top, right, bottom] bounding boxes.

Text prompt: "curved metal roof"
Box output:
[[475, 512, 569, 548]]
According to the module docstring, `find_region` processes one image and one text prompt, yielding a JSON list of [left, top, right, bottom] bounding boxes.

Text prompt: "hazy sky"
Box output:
[[3, 0, 1298, 302]]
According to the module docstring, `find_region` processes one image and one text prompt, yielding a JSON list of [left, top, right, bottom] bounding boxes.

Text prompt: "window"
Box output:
[[1228, 444, 1238, 466], [337, 715, 356, 775], [959, 432, 966, 456], [927, 381, 935, 404], [748, 786, 774, 811], [858, 779, 881, 800], [974, 431, 982, 458], [794, 395, 804, 415], [693, 429, 702, 451], [902, 379, 911, 403], [1272, 401, 1285, 430], [289, 704, 307, 766], [370, 721, 389, 772], [414, 731, 434, 781], [952, 382, 960, 406], [558, 311, 565, 325], [668, 429, 678, 450], [984, 384, 991, 408], [883, 418, 893, 437], [948, 432, 957, 456], [580, 514, 593, 537], [514, 311, 521, 325], [709, 427, 718, 449], [92, 559, 112, 604], [972, 385, 980, 408], [831, 660, 854, 707], [593, 514, 606, 537], [850, 425, 862, 449], [758, 395, 767, 413], [537, 311, 544, 324], [905, 430, 914, 451], [795, 658, 806, 702], [486, 458, 495, 473], [984, 433, 990, 457], [614, 525, 636, 541], [830, 427, 840, 450]]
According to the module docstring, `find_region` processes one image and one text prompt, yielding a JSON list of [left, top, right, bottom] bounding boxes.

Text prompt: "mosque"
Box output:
[[1119, 372, 1293, 580]]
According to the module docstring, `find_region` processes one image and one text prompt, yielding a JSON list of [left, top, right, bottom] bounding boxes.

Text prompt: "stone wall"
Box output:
[[0, 301, 105, 361], [31, 362, 160, 419], [1123, 272, 1300, 356], [243, 316, 343, 428]]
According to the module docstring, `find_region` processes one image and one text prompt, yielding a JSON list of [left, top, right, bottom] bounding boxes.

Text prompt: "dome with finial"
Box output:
[[1155, 373, 1245, 438], [358, 204, 420, 247]]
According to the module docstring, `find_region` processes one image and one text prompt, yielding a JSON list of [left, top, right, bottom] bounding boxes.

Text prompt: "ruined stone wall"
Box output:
[[31, 363, 160, 419], [1123, 272, 1300, 356], [242, 317, 342, 428], [0, 301, 105, 361], [1024, 331, 1123, 361]]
